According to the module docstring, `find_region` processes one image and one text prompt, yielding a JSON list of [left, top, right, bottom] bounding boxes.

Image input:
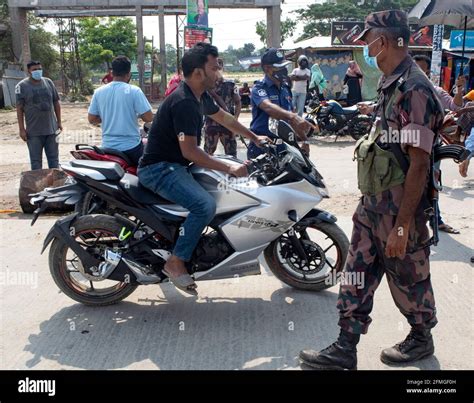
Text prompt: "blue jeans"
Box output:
[[292, 92, 306, 117], [27, 134, 59, 170], [138, 162, 216, 262], [123, 141, 144, 166]]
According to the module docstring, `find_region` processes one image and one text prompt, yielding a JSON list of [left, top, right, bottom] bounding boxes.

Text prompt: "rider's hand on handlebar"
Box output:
[[289, 115, 312, 138], [253, 135, 272, 148], [228, 163, 248, 178]]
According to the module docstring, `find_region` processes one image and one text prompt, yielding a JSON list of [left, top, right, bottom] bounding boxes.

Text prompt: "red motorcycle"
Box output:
[[71, 144, 139, 175], [68, 124, 150, 214]]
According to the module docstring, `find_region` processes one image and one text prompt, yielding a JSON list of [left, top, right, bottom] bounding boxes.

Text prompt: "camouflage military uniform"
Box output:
[[337, 55, 444, 335], [205, 80, 240, 157]]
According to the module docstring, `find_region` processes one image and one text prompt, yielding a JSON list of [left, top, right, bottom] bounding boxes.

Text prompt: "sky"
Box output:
[[43, 0, 325, 53], [141, 0, 324, 51]]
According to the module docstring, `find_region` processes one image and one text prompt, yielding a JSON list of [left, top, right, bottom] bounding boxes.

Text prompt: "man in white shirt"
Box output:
[[290, 55, 311, 116]]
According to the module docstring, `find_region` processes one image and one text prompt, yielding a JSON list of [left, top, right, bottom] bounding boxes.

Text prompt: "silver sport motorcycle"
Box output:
[[30, 121, 349, 305]]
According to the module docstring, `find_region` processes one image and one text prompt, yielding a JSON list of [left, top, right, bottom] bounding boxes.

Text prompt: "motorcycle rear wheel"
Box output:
[[348, 116, 373, 141], [49, 214, 138, 306], [264, 221, 349, 291]]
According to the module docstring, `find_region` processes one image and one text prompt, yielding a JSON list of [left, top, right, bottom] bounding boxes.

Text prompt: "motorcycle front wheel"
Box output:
[[264, 221, 349, 291]]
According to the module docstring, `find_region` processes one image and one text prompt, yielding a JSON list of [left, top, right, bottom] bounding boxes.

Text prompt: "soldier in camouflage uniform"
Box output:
[[300, 10, 444, 370], [204, 60, 241, 157]]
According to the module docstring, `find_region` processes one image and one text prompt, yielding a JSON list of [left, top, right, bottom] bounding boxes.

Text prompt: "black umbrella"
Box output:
[[408, 0, 474, 72]]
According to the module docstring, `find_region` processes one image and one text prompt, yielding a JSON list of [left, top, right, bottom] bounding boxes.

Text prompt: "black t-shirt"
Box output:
[[139, 81, 219, 167]]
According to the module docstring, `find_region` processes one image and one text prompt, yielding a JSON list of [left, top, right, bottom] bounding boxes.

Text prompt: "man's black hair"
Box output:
[[27, 61, 41, 70], [112, 56, 132, 77], [181, 42, 219, 78], [413, 54, 431, 70]]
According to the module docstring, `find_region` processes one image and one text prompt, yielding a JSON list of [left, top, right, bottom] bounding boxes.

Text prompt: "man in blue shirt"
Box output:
[[88, 56, 154, 165], [248, 48, 312, 159]]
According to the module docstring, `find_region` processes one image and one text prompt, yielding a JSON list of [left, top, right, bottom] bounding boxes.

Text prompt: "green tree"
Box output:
[[235, 43, 256, 59], [294, 0, 421, 41], [154, 44, 178, 78], [256, 18, 297, 46], [0, 0, 59, 77], [77, 17, 136, 68]]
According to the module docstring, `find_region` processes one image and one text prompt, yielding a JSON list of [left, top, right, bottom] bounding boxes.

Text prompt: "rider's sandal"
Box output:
[[162, 269, 198, 296], [438, 224, 460, 234]]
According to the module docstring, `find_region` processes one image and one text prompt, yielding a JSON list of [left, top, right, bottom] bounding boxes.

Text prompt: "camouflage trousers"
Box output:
[[204, 126, 237, 158], [337, 199, 438, 334]]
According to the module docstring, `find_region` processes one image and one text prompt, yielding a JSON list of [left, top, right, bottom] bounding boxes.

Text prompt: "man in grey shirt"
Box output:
[[16, 60, 62, 170]]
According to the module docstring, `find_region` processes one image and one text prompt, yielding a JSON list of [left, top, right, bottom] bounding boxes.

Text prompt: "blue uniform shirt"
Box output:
[[248, 76, 292, 158]]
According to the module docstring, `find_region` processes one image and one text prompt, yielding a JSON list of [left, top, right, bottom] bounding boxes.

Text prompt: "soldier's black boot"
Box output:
[[299, 330, 360, 370], [380, 327, 434, 365]]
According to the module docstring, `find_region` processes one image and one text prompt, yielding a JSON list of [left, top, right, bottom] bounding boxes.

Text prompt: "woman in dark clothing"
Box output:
[[343, 61, 363, 106]]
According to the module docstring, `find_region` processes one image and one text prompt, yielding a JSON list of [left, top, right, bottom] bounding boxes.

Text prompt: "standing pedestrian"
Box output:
[[101, 68, 113, 85], [343, 61, 363, 106], [16, 60, 62, 170], [309, 63, 327, 101], [204, 59, 241, 157], [290, 55, 311, 116], [300, 10, 444, 370]]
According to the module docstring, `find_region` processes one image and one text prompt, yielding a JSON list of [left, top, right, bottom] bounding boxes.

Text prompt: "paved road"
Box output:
[[0, 213, 472, 370]]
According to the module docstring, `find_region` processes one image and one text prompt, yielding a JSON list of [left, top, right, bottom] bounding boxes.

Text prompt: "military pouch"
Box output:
[[354, 134, 405, 196]]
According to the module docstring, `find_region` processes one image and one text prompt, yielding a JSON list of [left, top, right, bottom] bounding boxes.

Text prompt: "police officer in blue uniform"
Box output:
[[247, 48, 312, 159]]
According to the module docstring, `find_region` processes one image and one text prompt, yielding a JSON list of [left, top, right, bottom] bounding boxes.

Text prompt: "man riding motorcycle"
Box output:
[[137, 43, 269, 295], [88, 56, 154, 166]]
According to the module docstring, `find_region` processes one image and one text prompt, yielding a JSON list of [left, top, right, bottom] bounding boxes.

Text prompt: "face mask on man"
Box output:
[[271, 67, 290, 85], [31, 70, 43, 81], [363, 37, 383, 71]]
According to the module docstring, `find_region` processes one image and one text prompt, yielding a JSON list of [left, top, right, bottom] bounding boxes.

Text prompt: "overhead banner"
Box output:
[[331, 22, 364, 46], [331, 21, 433, 47], [184, 26, 213, 50], [187, 0, 209, 27], [450, 30, 474, 50], [409, 25, 434, 47]]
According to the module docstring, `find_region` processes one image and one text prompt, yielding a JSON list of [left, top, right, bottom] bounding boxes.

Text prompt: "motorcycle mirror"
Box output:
[[276, 120, 299, 147]]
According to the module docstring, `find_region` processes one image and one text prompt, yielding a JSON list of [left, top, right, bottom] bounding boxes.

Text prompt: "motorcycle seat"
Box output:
[[120, 173, 173, 205], [98, 147, 134, 166], [70, 160, 125, 181], [341, 105, 359, 115]]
